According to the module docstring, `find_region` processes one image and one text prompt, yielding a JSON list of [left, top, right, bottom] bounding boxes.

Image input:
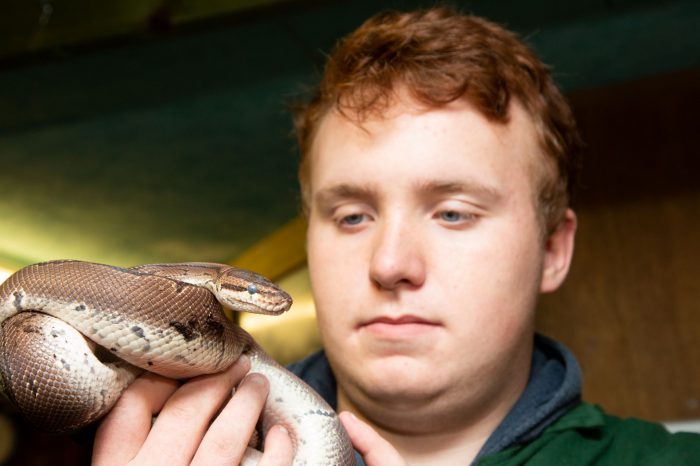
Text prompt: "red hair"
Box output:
[[294, 6, 582, 234]]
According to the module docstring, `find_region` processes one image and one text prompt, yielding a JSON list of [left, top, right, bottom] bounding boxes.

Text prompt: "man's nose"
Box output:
[[369, 218, 426, 290]]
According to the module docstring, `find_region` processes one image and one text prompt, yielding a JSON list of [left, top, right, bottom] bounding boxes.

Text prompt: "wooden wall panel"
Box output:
[[536, 69, 700, 421], [538, 193, 700, 421]]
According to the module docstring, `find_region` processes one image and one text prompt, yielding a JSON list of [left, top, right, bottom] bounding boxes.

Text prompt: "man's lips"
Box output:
[[360, 315, 440, 327], [358, 315, 441, 338]]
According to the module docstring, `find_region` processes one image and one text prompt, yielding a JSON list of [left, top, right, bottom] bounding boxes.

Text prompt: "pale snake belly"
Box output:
[[0, 260, 356, 466]]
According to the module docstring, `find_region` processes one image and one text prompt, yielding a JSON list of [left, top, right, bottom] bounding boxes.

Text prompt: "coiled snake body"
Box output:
[[0, 260, 355, 465]]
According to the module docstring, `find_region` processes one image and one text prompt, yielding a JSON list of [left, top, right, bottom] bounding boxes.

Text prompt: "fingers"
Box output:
[[92, 355, 250, 466], [135, 355, 252, 465], [233, 426, 294, 466], [93, 372, 179, 466], [339, 411, 406, 466], [92, 354, 295, 466], [191, 375, 294, 466], [256, 425, 295, 466], [190, 372, 270, 466]]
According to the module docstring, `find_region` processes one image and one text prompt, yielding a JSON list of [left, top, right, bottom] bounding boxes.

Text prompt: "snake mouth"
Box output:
[[234, 294, 293, 315]]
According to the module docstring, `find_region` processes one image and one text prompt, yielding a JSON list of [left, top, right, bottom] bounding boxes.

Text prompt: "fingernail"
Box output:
[[244, 372, 266, 386], [341, 411, 359, 425], [276, 425, 289, 435], [235, 353, 250, 368]]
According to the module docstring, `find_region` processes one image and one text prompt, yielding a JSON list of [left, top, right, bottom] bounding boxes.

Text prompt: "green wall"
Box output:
[[0, 0, 698, 269]]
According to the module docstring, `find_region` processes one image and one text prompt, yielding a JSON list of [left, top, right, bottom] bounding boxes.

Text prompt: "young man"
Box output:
[[93, 6, 700, 466], [289, 7, 580, 464]]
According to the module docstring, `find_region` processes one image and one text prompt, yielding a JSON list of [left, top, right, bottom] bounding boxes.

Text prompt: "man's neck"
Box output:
[[371, 415, 493, 465]]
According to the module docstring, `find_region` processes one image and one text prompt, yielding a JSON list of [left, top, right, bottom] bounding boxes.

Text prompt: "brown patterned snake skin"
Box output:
[[0, 260, 356, 466]]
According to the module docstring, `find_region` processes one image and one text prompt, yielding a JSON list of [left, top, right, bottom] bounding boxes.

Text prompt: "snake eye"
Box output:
[[247, 284, 258, 295]]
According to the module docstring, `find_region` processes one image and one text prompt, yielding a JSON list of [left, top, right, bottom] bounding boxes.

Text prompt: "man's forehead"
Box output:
[[318, 94, 539, 142], [309, 95, 545, 198]]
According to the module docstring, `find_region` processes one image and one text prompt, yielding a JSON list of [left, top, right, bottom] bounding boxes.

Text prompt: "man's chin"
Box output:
[[359, 360, 443, 403]]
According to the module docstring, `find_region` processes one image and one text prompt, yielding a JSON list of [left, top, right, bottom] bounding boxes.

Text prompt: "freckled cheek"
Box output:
[[313, 286, 360, 353], [308, 235, 365, 328], [436, 230, 541, 324]]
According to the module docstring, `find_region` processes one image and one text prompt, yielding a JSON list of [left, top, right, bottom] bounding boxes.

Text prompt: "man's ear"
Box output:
[[540, 208, 577, 293]]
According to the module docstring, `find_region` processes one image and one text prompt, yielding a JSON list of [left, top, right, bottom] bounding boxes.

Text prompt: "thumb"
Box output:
[[339, 411, 407, 466]]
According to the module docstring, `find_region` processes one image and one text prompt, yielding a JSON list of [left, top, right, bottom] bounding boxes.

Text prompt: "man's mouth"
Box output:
[[359, 315, 441, 338]]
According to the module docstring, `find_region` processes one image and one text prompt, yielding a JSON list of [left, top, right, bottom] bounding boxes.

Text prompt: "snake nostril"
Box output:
[[247, 284, 258, 295]]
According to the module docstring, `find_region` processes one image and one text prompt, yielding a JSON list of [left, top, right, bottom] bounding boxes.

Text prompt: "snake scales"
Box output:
[[0, 260, 356, 466]]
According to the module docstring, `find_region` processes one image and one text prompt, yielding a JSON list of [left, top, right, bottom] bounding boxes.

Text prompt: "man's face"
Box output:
[[305, 97, 571, 429]]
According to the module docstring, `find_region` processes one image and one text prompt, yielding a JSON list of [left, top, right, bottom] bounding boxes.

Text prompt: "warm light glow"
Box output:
[[0, 267, 13, 284], [239, 265, 316, 333], [239, 265, 321, 365]]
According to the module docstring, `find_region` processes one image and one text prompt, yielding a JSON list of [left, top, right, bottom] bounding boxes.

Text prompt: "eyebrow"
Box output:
[[313, 178, 504, 211], [314, 183, 378, 208], [413, 179, 504, 205]]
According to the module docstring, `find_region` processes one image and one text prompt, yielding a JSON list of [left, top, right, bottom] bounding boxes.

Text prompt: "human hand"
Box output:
[[339, 412, 407, 466], [92, 355, 294, 466]]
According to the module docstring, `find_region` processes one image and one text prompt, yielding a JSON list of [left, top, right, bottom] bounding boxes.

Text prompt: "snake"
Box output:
[[0, 260, 356, 466]]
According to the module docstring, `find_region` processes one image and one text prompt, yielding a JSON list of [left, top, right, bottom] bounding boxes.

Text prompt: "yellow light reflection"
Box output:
[[0, 267, 13, 284], [0, 412, 15, 465], [239, 265, 321, 365]]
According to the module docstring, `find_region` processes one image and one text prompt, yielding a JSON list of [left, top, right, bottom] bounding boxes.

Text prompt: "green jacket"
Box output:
[[290, 338, 700, 465], [477, 402, 700, 465]]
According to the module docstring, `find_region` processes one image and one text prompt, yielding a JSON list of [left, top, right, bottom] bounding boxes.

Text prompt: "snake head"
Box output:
[[215, 267, 293, 315], [128, 262, 293, 316]]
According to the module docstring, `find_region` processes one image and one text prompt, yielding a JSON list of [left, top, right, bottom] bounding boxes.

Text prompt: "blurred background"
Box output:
[[0, 0, 698, 463]]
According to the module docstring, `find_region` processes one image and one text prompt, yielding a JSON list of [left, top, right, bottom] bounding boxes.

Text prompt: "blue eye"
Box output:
[[247, 284, 258, 295], [440, 210, 463, 222], [341, 214, 365, 225], [437, 209, 478, 227]]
